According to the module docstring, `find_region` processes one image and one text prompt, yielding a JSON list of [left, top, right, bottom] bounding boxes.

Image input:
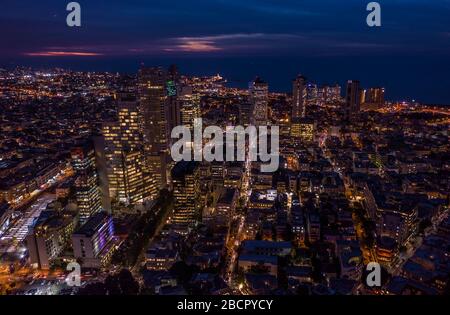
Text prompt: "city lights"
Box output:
[[0, 0, 449, 306]]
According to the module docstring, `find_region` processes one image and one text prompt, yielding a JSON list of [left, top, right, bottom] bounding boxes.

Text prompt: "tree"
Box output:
[[117, 269, 140, 295], [399, 245, 407, 254], [169, 261, 199, 285], [78, 269, 140, 295], [77, 282, 107, 295], [419, 219, 432, 234]]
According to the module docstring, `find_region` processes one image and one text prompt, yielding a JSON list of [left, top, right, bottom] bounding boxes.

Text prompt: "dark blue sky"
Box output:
[[1, 0, 449, 103]]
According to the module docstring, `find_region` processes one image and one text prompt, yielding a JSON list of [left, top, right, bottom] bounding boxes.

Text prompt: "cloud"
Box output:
[[175, 33, 271, 41], [18, 32, 398, 57], [23, 51, 104, 57], [164, 40, 222, 52], [162, 33, 304, 52]]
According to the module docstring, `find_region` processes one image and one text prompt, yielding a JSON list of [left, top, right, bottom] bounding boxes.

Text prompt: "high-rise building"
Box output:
[[249, 77, 269, 126], [171, 161, 200, 233], [72, 211, 117, 268], [307, 212, 321, 243], [167, 64, 181, 134], [317, 84, 340, 105], [239, 102, 253, 127], [292, 75, 307, 119], [121, 150, 146, 204], [369, 87, 385, 104], [26, 211, 77, 269], [322, 84, 342, 104], [290, 118, 315, 143], [92, 135, 111, 213], [178, 86, 201, 132], [102, 122, 122, 202], [112, 92, 142, 151], [102, 93, 156, 206], [138, 67, 170, 189], [138, 67, 168, 154], [211, 161, 225, 188], [345, 80, 361, 119], [71, 143, 103, 225], [361, 87, 385, 110], [306, 83, 318, 106], [377, 204, 418, 247]]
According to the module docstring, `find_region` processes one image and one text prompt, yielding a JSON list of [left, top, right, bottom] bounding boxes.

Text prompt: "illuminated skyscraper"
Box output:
[[102, 93, 156, 206], [71, 143, 103, 224], [292, 75, 307, 119], [171, 161, 200, 233], [138, 67, 170, 189], [321, 84, 342, 104], [121, 150, 145, 204], [306, 82, 318, 106], [178, 86, 201, 132], [138, 67, 168, 153], [92, 135, 111, 213], [167, 64, 181, 134], [249, 77, 269, 126], [291, 118, 315, 143], [291, 76, 314, 143], [102, 122, 121, 199], [346, 80, 361, 119], [116, 93, 141, 151], [361, 87, 385, 110], [239, 102, 253, 127]]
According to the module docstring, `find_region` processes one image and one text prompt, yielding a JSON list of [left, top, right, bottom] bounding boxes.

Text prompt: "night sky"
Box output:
[[1, 0, 449, 103]]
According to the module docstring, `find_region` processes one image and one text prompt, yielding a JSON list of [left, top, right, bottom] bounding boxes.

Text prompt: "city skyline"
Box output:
[[1, 0, 450, 103], [1, 65, 449, 296], [1, 1, 449, 301]]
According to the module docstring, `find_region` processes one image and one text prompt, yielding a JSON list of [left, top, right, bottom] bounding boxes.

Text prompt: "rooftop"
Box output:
[[171, 161, 199, 179], [74, 211, 111, 237]]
